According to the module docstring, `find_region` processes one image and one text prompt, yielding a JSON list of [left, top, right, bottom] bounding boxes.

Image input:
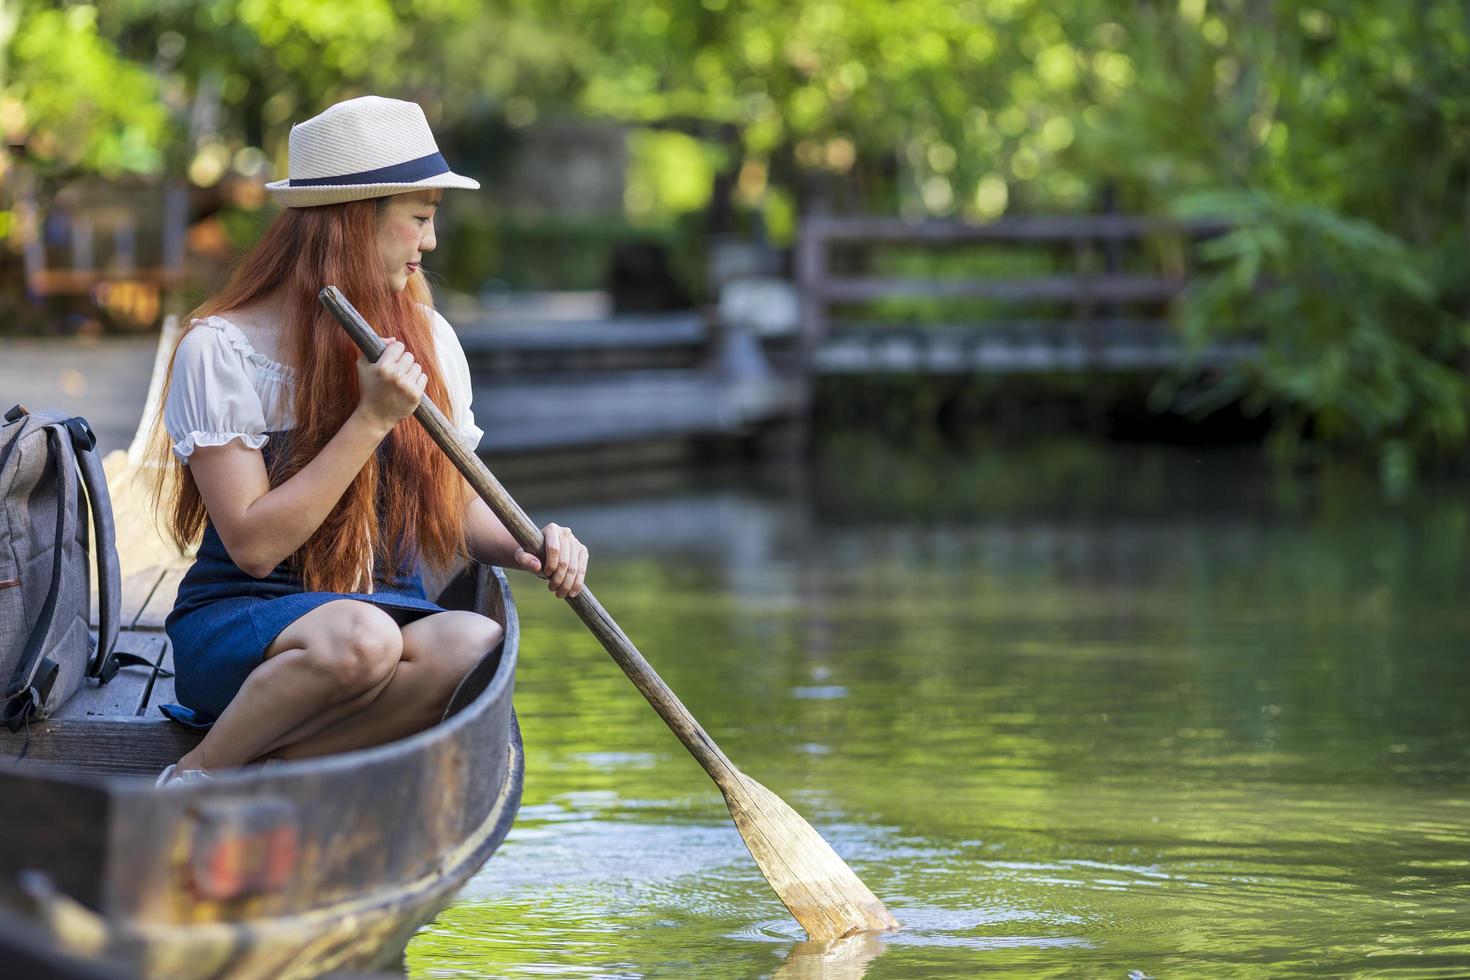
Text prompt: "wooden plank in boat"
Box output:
[[51, 633, 167, 721], [121, 566, 169, 629], [143, 643, 176, 717], [138, 636, 172, 716], [89, 565, 168, 631], [50, 670, 151, 721], [0, 718, 201, 776], [0, 641, 199, 775], [133, 567, 185, 630]]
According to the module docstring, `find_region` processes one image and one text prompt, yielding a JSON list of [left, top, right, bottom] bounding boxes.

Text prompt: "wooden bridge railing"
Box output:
[[16, 181, 189, 330], [794, 214, 1235, 373]]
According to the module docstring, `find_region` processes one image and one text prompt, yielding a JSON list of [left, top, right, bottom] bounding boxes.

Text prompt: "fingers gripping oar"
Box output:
[[320, 285, 899, 940]]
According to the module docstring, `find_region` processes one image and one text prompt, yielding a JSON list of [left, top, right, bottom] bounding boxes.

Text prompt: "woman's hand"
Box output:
[[513, 523, 589, 599], [354, 338, 427, 430]]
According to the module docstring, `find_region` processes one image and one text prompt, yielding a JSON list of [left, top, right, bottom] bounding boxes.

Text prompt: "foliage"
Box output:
[[1097, 0, 1470, 485], [1161, 190, 1469, 493], [4, 0, 1469, 473], [7, 1, 1468, 239], [3, 4, 170, 176]]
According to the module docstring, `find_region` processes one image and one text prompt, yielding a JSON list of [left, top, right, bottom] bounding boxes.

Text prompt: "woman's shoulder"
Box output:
[[417, 302, 454, 334], [418, 303, 466, 355], [178, 312, 295, 379]]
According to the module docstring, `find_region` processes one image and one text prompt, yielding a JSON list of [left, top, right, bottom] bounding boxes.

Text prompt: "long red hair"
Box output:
[[149, 200, 468, 592]]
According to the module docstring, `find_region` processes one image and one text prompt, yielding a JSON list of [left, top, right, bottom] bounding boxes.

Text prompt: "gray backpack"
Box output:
[[0, 404, 135, 730]]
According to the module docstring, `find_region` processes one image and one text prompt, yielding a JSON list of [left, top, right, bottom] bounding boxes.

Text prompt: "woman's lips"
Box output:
[[406, 262, 419, 274]]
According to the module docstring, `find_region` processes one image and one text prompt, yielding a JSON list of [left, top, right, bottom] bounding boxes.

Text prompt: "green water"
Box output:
[[406, 438, 1470, 978]]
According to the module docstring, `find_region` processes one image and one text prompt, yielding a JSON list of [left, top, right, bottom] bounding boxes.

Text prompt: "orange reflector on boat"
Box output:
[[187, 797, 300, 901]]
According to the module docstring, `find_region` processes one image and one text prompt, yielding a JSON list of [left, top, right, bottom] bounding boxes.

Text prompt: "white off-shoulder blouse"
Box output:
[[164, 306, 483, 464]]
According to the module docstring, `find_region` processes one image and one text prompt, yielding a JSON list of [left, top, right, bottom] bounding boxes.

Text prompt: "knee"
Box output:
[[417, 613, 502, 694], [462, 614, 504, 659], [306, 603, 403, 693]]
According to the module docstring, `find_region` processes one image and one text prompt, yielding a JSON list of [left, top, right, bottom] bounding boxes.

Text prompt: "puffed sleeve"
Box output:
[[425, 307, 484, 452], [163, 322, 271, 464]]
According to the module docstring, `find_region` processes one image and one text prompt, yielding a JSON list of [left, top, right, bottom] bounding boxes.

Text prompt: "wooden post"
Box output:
[[794, 214, 828, 366], [162, 183, 187, 275], [71, 214, 94, 275], [1099, 183, 1124, 327], [18, 194, 43, 297], [113, 214, 137, 273], [1072, 232, 1095, 367]]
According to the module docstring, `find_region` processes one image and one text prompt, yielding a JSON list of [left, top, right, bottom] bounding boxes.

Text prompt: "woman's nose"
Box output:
[[421, 224, 437, 252]]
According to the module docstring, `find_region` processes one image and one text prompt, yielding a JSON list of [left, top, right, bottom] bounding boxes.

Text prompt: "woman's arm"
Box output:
[[463, 487, 520, 568], [464, 485, 589, 599], [424, 306, 587, 590], [187, 340, 425, 578], [188, 409, 395, 578]]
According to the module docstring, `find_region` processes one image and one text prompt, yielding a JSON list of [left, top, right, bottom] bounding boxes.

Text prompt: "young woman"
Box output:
[[150, 96, 588, 784]]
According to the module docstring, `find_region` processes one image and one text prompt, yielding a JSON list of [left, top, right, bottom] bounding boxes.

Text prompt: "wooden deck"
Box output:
[[3, 309, 812, 465], [471, 369, 808, 452], [455, 311, 810, 455], [813, 319, 1259, 374]]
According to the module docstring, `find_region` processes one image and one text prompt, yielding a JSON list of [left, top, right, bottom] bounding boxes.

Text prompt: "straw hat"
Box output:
[[265, 96, 480, 208]]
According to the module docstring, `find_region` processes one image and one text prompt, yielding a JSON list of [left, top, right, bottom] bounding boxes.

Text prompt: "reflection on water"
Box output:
[[772, 934, 889, 979], [408, 437, 1470, 978]]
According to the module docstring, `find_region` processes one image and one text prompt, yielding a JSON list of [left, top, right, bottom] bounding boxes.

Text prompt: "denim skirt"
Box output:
[[161, 520, 446, 729]]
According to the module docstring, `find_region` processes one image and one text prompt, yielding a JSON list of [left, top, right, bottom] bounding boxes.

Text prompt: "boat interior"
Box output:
[[1, 317, 504, 779]]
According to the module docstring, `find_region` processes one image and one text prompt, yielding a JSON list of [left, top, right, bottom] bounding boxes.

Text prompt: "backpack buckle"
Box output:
[[94, 652, 122, 684], [1, 688, 40, 733], [2, 657, 60, 732]]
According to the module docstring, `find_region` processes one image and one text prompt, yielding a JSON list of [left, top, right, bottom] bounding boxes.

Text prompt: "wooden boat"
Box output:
[[0, 320, 524, 978]]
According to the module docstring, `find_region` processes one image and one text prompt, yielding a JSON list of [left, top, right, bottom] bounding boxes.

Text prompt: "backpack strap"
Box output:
[[62, 416, 124, 683], [3, 426, 67, 731], [1, 407, 151, 729], [0, 412, 138, 731]]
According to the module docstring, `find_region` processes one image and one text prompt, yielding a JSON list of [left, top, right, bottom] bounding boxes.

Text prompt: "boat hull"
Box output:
[[0, 562, 523, 979]]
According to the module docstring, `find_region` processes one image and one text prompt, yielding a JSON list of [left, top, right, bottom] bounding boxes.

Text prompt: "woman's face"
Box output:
[[376, 189, 442, 292]]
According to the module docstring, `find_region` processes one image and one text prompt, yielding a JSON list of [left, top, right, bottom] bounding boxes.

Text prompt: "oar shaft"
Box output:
[[319, 286, 737, 783]]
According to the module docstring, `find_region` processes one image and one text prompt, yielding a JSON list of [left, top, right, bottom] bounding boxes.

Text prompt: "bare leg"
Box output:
[[271, 610, 501, 761], [175, 600, 403, 772], [249, 668, 395, 759]]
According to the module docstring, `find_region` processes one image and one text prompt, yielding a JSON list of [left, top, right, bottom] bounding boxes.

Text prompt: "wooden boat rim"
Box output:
[[32, 721, 525, 957]]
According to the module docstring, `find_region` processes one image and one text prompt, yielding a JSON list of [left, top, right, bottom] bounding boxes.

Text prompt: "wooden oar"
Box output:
[[320, 285, 898, 940]]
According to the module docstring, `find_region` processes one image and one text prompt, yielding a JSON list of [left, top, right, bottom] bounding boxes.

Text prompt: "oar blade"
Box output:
[[721, 773, 900, 941]]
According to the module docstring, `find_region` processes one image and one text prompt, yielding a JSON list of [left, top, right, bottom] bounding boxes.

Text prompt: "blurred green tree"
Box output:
[[1099, 1, 1470, 484], [4, 0, 1467, 475], [2, 3, 170, 176]]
